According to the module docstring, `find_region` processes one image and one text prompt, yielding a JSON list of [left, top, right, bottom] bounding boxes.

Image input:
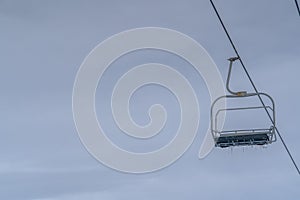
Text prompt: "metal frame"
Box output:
[[211, 57, 276, 147]]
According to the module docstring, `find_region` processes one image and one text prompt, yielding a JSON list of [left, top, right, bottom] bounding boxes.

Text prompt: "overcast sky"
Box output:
[[1, 0, 300, 199]]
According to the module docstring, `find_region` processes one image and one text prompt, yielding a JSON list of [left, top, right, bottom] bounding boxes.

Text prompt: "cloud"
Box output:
[[1, 0, 299, 199]]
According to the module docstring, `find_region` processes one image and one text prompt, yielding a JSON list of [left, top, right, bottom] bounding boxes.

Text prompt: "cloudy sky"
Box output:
[[1, 0, 300, 199]]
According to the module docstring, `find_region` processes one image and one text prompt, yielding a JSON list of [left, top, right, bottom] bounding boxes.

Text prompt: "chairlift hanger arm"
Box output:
[[226, 57, 247, 96]]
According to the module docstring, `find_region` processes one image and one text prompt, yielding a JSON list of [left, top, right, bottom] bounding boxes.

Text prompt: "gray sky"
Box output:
[[1, 0, 300, 199]]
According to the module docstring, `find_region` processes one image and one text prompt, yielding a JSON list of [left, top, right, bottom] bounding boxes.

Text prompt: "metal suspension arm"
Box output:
[[226, 57, 247, 96]]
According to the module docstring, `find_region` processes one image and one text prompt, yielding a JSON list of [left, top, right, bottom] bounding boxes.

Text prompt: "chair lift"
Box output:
[[211, 57, 276, 148]]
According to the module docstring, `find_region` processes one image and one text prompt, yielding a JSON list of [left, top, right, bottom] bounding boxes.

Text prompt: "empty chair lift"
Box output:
[[211, 57, 276, 148]]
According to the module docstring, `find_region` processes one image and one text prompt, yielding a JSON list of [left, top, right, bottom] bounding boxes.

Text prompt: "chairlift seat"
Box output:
[[215, 127, 275, 148]]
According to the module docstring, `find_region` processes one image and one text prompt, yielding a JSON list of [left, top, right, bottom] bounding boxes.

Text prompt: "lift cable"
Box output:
[[209, 0, 300, 175], [295, 0, 300, 16]]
